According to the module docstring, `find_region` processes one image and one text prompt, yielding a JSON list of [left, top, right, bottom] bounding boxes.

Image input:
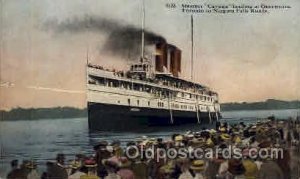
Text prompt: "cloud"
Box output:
[[27, 86, 85, 94]]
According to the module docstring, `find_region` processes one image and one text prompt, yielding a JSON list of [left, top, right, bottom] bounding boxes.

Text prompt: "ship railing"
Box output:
[[88, 66, 218, 103], [88, 63, 214, 90]]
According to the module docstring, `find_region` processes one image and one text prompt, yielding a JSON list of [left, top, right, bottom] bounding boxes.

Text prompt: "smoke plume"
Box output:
[[44, 16, 166, 59]]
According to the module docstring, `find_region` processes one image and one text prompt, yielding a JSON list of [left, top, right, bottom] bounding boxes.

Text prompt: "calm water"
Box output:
[[0, 109, 299, 177]]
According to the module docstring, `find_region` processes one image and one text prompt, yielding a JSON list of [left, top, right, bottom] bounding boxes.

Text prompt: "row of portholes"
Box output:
[[123, 99, 154, 107], [118, 99, 207, 111]]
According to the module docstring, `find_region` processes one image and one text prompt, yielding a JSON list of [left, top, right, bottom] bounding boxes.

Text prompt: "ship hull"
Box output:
[[88, 102, 221, 131]]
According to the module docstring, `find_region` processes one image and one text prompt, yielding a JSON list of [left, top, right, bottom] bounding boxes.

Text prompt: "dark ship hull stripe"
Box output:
[[88, 102, 220, 131]]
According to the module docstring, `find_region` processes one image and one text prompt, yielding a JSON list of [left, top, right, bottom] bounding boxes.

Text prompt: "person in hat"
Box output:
[[48, 153, 68, 179], [205, 136, 215, 148], [69, 160, 86, 179], [131, 157, 148, 179], [8, 160, 31, 179], [116, 157, 135, 179], [80, 158, 99, 179], [258, 140, 284, 179], [95, 141, 110, 178], [107, 144, 121, 165], [157, 138, 165, 149], [190, 137, 206, 149], [24, 160, 39, 179], [249, 136, 259, 148], [7, 160, 36, 179], [227, 159, 245, 179], [276, 149, 291, 179], [75, 154, 86, 167], [205, 154, 224, 179], [219, 127, 227, 134], [111, 140, 123, 158], [148, 156, 165, 179], [174, 135, 184, 147], [103, 160, 121, 179], [220, 133, 231, 144], [257, 158, 284, 179], [232, 133, 242, 145], [178, 158, 193, 179], [190, 160, 206, 179], [217, 158, 229, 178], [216, 121, 221, 131], [242, 149, 258, 179], [6, 160, 20, 179], [41, 162, 54, 179], [217, 144, 232, 178], [159, 163, 175, 179]]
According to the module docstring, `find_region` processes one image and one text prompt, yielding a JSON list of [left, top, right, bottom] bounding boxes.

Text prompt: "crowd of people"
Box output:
[[6, 117, 300, 179]]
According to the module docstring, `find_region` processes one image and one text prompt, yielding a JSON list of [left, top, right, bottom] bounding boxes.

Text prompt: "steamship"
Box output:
[[87, 43, 221, 130], [86, 15, 221, 131]]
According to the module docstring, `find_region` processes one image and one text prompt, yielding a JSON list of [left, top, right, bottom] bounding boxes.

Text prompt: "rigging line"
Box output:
[[191, 15, 194, 82], [141, 0, 145, 61]]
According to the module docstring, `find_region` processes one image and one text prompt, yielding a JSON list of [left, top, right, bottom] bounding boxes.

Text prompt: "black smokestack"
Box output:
[[44, 16, 166, 59]]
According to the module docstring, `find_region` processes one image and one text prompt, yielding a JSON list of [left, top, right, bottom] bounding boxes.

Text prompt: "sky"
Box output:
[[0, 0, 299, 110]]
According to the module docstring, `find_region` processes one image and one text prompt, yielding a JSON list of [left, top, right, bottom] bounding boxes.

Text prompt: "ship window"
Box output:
[[113, 81, 118, 87], [158, 102, 164, 107], [97, 78, 105, 85], [137, 100, 140, 106], [128, 99, 130, 105], [117, 100, 120, 104], [148, 101, 150, 106]]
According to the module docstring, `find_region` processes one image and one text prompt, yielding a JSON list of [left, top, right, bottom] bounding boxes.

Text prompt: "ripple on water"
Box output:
[[0, 109, 299, 177]]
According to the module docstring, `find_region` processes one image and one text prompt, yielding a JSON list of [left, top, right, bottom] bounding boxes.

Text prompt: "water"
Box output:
[[0, 109, 299, 177]]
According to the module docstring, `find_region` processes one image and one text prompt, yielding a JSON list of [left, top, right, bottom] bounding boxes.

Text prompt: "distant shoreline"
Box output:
[[0, 99, 299, 121], [221, 99, 299, 111], [221, 108, 300, 112], [0, 107, 87, 121]]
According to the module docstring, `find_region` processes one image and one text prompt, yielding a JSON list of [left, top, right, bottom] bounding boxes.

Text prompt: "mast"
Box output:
[[191, 15, 194, 81], [86, 46, 89, 65], [141, 0, 145, 62], [85, 44, 89, 92]]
